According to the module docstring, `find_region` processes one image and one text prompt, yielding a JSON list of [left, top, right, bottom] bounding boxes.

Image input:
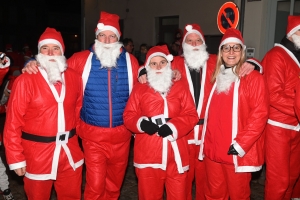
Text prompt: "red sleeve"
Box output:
[[67, 50, 91, 75], [4, 74, 31, 165], [129, 53, 140, 85], [262, 48, 296, 117]]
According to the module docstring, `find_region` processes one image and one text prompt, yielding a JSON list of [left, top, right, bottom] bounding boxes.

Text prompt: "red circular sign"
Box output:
[[217, 2, 240, 34]]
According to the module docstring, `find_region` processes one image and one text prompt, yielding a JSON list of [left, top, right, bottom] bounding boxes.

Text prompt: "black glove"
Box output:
[[227, 144, 239, 155], [157, 124, 173, 138], [138, 67, 147, 78], [140, 120, 159, 135]]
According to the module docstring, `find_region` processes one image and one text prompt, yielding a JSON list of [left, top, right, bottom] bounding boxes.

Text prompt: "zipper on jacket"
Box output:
[[108, 69, 113, 128]]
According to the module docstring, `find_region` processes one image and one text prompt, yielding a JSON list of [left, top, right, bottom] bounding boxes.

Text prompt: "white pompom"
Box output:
[[166, 54, 173, 62], [185, 25, 192, 31], [97, 23, 104, 30]]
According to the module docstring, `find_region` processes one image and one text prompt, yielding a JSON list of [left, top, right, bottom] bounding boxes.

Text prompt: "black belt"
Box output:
[[197, 119, 204, 125], [21, 129, 76, 143]]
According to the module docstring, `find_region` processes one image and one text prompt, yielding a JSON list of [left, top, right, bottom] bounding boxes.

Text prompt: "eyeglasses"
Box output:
[[221, 44, 242, 52], [149, 60, 168, 68]]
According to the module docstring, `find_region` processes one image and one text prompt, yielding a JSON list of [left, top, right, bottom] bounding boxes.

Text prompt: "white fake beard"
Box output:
[[36, 53, 67, 84], [146, 63, 173, 93], [216, 65, 238, 94], [292, 34, 300, 50], [94, 39, 123, 68], [183, 43, 209, 71]]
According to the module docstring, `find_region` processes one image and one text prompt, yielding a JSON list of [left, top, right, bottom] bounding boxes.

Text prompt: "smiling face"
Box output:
[[221, 42, 242, 67]]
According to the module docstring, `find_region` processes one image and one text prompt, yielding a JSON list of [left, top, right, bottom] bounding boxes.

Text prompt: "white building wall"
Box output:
[[83, 0, 228, 50]]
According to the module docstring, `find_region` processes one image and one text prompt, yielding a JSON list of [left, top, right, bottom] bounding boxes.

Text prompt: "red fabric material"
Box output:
[[219, 28, 244, 50], [262, 46, 300, 125], [123, 79, 198, 168], [172, 54, 216, 199], [182, 24, 205, 45], [95, 11, 121, 36], [4, 68, 83, 175], [201, 70, 269, 169], [172, 55, 216, 142], [204, 157, 251, 200], [204, 85, 234, 164], [67, 47, 139, 200], [38, 27, 65, 52], [264, 125, 300, 200], [81, 125, 131, 200], [24, 164, 82, 200], [135, 153, 188, 200], [144, 45, 173, 67], [286, 15, 300, 36], [186, 144, 206, 200], [263, 44, 300, 199]]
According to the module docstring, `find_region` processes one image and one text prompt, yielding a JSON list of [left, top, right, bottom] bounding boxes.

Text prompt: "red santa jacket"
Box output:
[[123, 79, 198, 173], [262, 44, 300, 127], [171, 55, 216, 145], [199, 70, 269, 172], [67, 48, 139, 91], [4, 67, 84, 180]]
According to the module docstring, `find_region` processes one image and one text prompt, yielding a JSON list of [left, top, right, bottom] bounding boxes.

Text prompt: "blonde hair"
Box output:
[[211, 47, 246, 83]]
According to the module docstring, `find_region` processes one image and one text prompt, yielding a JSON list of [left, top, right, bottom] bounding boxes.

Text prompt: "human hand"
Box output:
[[157, 124, 173, 138], [22, 61, 39, 74], [172, 69, 181, 81], [138, 74, 147, 84], [227, 144, 239, 155], [238, 62, 254, 77], [14, 167, 26, 176], [140, 120, 159, 135]]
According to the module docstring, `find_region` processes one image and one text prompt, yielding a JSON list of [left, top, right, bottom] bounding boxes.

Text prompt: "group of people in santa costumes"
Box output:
[[4, 8, 300, 200]]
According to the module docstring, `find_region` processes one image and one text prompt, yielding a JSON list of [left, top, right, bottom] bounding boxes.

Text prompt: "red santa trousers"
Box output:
[[204, 157, 251, 200], [80, 122, 131, 200], [24, 159, 82, 199], [265, 124, 300, 200], [186, 144, 206, 200], [135, 152, 188, 200]]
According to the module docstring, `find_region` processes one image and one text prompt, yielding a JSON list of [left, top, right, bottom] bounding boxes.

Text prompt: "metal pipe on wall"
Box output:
[[239, 0, 246, 35]]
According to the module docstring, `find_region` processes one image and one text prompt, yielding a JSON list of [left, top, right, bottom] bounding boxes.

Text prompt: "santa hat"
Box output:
[[144, 45, 173, 67], [286, 15, 300, 37], [219, 28, 246, 50], [38, 27, 65, 53], [182, 24, 205, 45], [95, 11, 121, 39]]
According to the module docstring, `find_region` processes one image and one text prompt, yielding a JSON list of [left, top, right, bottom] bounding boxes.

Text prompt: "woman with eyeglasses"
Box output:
[[198, 28, 269, 200]]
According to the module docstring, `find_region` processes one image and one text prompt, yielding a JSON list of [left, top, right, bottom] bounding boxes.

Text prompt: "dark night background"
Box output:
[[0, 0, 82, 58]]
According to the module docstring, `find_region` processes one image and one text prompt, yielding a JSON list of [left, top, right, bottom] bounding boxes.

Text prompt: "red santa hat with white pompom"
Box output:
[[182, 24, 205, 45], [95, 11, 121, 40], [144, 45, 173, 67], [286, 15, 300, 37]]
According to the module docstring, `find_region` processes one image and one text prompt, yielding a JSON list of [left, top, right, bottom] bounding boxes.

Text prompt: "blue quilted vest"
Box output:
[[80, 48, 130, 127]]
